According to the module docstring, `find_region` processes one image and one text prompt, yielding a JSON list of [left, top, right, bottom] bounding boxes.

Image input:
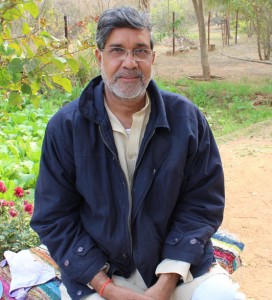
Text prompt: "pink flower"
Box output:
[[0, 199, 8, 206], [0, 181, 7, 193], [14, 187, 24, 198], [8, 201, 15, 207], [9, 209, 18, 217], [24, 201, 33, 215]]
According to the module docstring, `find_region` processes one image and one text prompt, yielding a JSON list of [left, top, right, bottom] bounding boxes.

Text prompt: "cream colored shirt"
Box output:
[[105, 95, 193, 283]]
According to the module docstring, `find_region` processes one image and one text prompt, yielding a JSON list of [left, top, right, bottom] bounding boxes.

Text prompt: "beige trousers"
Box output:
[[59, 263, 245, 300]]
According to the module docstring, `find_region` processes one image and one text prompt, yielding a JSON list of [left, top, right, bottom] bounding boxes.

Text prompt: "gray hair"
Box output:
[[96, 6, 153, 50]]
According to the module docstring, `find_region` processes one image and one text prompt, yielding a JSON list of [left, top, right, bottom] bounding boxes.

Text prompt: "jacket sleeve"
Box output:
[[162, 111, 225, 266], [30, 123, 107, 285]]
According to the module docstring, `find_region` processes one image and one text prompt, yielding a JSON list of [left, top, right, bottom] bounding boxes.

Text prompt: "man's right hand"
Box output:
[[89, 270, 154, 299], [103, 284, 154, 300]]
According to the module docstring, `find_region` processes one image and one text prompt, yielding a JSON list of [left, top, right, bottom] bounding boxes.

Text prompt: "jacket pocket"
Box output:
[[72, 235, 93, 256]]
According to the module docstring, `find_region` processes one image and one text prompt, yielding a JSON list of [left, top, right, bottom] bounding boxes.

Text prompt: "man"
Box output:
[[31, 6, 245, 300]]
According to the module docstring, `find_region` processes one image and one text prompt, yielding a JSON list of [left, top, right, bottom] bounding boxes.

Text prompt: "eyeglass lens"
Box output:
[[105, 47, 152, 61]]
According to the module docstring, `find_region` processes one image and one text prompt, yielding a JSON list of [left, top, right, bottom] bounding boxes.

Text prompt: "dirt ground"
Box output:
[[153, 40, 272, 299], [153, 36, 272, 81]]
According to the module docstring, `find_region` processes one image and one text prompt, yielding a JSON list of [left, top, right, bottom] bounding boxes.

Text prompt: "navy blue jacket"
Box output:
[[31, 76, 225, 299]]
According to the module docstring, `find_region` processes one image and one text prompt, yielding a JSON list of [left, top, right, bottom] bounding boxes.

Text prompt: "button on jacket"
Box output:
[[31, 76, 225, 299]]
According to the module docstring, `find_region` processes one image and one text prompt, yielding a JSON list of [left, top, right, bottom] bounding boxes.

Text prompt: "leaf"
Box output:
[[22, 22, 31, 35], [51, 57, 67, 71], [8, 58, 24, 73], [32, 36, 46, 47], [0, 145, 8, 154], [23, 44, 34, 58], [40, 31, 53, 39], [30, 95, 42, 108], [52, 75, 72, 93], [0, 69, 12, 86], [31, 79, 41, 94], [8, 92, 22, 107], [9, 42, 22, 56], [0, 42, 15, 56], [67, 58, 80, 74], [21, 84, 32, 95], [39, 18, 47, 28], [11, 72, 22, 84], [3, 7, 22, 21], [24, 2, 39, 19], [24, 58, 39, 73]]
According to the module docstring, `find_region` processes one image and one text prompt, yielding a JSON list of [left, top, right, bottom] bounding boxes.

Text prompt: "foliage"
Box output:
[[206, 0, 272, 60], [0, 100, 55, 190], [151, 0, 189, 42], [0, 0, 97, 108], [0, 182, 40, 258], [0, 95, 60, 257], [229, 0, 272, 60], [158, 78, 272, 136], [246, 0, 272, 60]]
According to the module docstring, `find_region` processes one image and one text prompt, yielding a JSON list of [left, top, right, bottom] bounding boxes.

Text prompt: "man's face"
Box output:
[[95, 28, 155, 101]]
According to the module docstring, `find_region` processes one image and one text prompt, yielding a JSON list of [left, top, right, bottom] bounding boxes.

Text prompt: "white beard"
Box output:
[[101, 68, 150, 101]]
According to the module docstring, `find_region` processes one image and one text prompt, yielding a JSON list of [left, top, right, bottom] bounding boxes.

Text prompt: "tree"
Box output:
[[250, 0, 271, 60], [192, 0, 211, 79], [138, 0, 150, 11], [0, 0, 96, 108], [207, 0, 272, 60], [151, 0, 188, 41]]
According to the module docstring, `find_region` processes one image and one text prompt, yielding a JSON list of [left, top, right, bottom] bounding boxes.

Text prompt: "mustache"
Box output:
[[113, 70, 144, 80]]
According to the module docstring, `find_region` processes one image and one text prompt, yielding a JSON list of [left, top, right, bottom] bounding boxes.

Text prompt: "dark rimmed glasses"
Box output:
[[101, 47, 154, 62]]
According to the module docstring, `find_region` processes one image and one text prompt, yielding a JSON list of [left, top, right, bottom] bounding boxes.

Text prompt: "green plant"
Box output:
[[0, 181, 40, 258], [157, 78, 272, 136], [151, 0, 189, 42], [0, 0, 97, 108]]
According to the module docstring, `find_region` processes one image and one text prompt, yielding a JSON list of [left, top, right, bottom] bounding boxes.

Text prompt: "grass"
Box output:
[[157, 77, 272, 137]]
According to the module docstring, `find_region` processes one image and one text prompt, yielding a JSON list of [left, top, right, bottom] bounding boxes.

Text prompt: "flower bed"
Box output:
[[0, 181, 40, 258]]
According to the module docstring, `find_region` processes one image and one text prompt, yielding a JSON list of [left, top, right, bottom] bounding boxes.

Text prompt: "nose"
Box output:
[[122, 51, 138, 68]]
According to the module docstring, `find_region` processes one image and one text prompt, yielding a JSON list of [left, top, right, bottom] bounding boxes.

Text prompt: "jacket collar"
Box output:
[[78, 75, 170, 131]]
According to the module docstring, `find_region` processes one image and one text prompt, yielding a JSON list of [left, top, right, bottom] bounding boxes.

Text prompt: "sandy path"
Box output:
[[154, 41, 272, 299], [218, 121, 272, 300]]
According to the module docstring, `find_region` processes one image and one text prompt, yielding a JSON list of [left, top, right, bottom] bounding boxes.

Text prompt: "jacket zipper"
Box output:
[[132, 129, 156, 187], [99, 125, 133, 257]]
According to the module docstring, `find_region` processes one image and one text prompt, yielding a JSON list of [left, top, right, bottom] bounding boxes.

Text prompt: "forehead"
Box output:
[[105, 28, 151, 48]]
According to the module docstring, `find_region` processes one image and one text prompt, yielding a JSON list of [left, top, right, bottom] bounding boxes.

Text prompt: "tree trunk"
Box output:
[[252, 3, 271, 61], [192, 0, 211, 80], [138, 0, 150, 12], [265, 30, 271, 60], [235, 10, 238, 45]]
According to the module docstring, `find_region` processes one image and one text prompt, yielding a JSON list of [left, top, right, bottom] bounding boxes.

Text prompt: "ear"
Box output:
[[151, 51, 156, 64], [95, 48, 102, 68]]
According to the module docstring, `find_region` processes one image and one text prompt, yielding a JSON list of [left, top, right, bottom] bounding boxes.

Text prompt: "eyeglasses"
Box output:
[[101, 47, 153, 62]]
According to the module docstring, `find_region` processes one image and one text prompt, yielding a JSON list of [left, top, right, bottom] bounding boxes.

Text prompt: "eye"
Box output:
[[134, 49, 152, 60], [108, 47, 125, 54], [135, 49, 150, 54]]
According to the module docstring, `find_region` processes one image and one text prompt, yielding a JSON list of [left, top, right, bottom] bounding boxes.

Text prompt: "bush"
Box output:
[[0, 0, 97, 108], [0, 181, 40, 258]]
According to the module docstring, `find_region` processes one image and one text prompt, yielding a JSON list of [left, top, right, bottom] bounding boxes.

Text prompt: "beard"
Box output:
[[101, 68, 151, 101]]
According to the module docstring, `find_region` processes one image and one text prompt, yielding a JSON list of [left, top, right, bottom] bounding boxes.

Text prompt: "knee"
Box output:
[[191, 274, 246, 300]]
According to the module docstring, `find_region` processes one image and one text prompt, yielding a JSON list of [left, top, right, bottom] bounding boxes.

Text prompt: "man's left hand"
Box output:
[[144, 273, 180, 300]]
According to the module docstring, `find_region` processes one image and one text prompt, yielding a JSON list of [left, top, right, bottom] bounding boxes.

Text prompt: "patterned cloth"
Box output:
[[211, 229, 245, 274], [4, 249, 56, 299], [0, 230, 244, 299], [0, 246, 61, 300]]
